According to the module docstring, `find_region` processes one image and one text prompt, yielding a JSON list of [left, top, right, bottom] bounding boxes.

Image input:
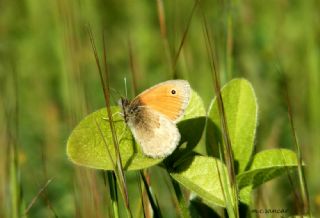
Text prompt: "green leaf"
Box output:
[[67, 107, 161, 170], [67, 89, 205, 171], [179, 89, 206, 149], [184, 89, 206, 119], [189, 197, 221, 217], [206, 78, 258, 173], [170, 155, 228, 208], [239, 185, 253, 205], [165, 90, 206, 166], [237, 149, 299, 189]]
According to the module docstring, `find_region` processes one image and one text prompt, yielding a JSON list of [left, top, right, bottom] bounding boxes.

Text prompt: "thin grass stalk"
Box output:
[[137, 173, 147, 218], [87, 26, 131, 217], [279, 150, 303, 217], [156, 0, 167, 40], [213, 145, 227, 206], [96, 120, 116, 169], [127, 41, 154, 218], [226, 1, 234, 80], [156, 3, 198, 214], [9, 144, 19, 218], [12, 67, 19, 218], [108, 172, 119, 218], [170, 177, 191, 218], [139, 171, 162, 218], [102, 172, 114, 218], [96, 120, 120, 217], [156, 0, 174, 78], [5, 68, 21, 218], [171, 0, 199, 76], [285, 84, 311, 216], [24, 179, 53, 216], [102, 32, 132, 218], [32, 179, 58, 218], [217, 146, 235, 216], [39, 128, 57, 217], [156, 0, 198, 79], [201, 7, 239, 218], [0, 88, 7, 218], [162, 171, 183, 215]]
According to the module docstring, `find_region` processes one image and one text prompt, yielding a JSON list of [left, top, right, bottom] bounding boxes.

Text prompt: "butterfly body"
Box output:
[[119, 80, 191, 158]]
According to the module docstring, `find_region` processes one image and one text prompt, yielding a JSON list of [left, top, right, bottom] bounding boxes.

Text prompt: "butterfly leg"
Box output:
[[102, 111, 124, 122], [101, 113, 128, 143]]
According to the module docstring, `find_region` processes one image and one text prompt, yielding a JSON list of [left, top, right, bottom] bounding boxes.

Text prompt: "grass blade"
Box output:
[[170, 177, 191, 218], [200, 5, 239, 217], [24, 179, 54, 216], [140, 171, 162, 218], [107, 172, 119, 218], [284, 80, 311, 216], [87, 26, 132, 217]]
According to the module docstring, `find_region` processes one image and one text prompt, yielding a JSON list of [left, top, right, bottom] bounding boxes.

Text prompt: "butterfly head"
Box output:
[[118, 97, 142, 123]]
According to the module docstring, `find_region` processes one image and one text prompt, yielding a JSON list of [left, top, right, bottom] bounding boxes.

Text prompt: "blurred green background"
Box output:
[[1, 0, 319, 217]]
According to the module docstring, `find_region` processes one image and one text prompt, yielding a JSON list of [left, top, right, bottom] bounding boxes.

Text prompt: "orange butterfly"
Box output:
[[119, 80, 191, 158]]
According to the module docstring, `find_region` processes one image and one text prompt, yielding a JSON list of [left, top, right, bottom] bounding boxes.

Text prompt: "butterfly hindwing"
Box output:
[[128, 107, 180, 158]]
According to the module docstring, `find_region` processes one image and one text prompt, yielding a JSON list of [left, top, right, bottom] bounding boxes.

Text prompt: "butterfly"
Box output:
[[119, 80, 191, 158]]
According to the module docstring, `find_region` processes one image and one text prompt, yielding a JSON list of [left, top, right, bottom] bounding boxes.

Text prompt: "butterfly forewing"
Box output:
[[136, 80, 191, 122]]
